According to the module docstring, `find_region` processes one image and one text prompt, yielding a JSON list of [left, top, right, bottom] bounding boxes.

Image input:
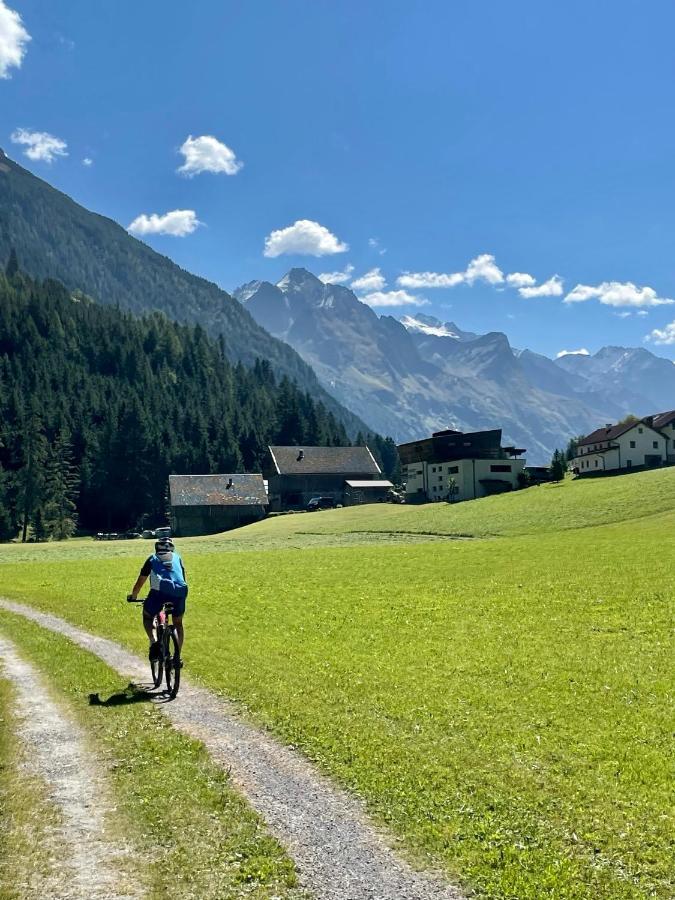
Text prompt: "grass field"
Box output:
[[1, 469, 673, 898]]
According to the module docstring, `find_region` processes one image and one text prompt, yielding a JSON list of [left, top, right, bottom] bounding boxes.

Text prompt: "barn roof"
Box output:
[[268, 445, 381, 476], [169, 474, 268, 507]]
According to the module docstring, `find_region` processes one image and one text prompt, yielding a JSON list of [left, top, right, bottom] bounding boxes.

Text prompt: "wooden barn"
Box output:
[[169, 474, 268, 536], [264, 445, 382, 511]]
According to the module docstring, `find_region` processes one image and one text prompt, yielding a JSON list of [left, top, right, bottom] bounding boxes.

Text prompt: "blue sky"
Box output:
[[4, 0, 675, 358]]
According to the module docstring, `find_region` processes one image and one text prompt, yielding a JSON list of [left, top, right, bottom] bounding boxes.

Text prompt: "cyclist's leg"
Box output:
[[142, 593, 162, 645], [172, 615, 184, 649]]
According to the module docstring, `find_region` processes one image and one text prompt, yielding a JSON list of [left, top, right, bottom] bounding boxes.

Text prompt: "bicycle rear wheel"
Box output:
[[164, 627, 181, 699], [150, 625, 163, 688]]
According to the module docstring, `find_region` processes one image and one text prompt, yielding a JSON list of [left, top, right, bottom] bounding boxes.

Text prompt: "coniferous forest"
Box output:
[[0, 262, 399, 540]]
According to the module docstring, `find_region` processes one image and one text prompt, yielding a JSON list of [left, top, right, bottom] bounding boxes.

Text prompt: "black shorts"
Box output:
[[143, 590, 186, 618]]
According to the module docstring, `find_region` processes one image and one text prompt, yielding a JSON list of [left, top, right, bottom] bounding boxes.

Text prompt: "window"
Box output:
[[653, 441, 658, 449], [432, 485, 437, 492], [448, 465, 459, 474], [630, 441, 636, 448], [439, 475, 443, 482], [638, 427, 643, 434], [595, 460, 599, 467], [417, 470, 423, 476], [490, 464, 512, 473], [431, 466, 436, 473], [672, 439, 675, 448]]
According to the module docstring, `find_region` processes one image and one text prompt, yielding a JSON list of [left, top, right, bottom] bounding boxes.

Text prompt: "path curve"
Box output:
[[0, 632, 138, 900], [0, 598, 464, 900]]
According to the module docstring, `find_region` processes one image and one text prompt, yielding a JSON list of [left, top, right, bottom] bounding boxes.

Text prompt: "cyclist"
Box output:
[[128, 538, 188, 660]]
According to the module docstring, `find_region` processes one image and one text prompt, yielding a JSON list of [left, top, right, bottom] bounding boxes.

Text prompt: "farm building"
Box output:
[[343, 480, 395, 506], [264, 445, 382, 511], [398, 428, 526, 502], [571, 419, 669, 475], [168, 474, 268, 536]]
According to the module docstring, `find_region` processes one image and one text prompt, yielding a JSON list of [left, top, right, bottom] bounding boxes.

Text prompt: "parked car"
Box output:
[[154, 526, 172, 539], [306, 496, 336, 511]]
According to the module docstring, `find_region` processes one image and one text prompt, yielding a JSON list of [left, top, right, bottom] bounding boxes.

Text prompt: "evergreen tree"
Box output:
[[17, 410, 49, 542], [44, 430, 79, 539], [550, 448, 567, 481]]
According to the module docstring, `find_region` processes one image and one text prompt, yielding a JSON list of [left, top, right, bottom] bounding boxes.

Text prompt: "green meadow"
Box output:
[[1, 468, 673, 899]]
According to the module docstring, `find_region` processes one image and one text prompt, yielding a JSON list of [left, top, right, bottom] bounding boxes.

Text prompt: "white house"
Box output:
[[398, 428, 527, 502], [572, 420, 668, 475], [647, 410, 675, 462]]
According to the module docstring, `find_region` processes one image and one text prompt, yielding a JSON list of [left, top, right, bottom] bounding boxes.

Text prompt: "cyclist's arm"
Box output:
[[130, 574, 148, 600], [130, 557, 153, 600]]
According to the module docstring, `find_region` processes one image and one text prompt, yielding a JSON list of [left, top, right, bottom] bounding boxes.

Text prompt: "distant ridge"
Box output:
[[235, 268, 675, 463]]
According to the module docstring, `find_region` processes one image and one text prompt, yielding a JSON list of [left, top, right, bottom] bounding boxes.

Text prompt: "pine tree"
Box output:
[[5, 248, 19, 279], [44, 430, 79, 540], [18, 410, 49, 542]]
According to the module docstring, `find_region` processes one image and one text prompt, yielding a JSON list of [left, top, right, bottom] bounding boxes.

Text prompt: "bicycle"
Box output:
[[127, 596, 182, 698]]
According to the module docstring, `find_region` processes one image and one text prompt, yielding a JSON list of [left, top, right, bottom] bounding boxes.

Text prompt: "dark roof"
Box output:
[[398, 429, 525, 465], [650, 409, 675, 429], [268, 446, 381, 476], [578, 421, 658, 446], [169, 474, 268, 507]]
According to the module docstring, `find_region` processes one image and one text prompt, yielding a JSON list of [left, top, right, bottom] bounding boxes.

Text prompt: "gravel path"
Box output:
[[0, 598, 464, 900], [0, 631, 138, 900]]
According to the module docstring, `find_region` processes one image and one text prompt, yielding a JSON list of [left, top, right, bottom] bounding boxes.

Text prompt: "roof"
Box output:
[[169, 474, 268, 508], [344, 480, 394, 489], [650, 409, 675, 429], [398, 429, 525, 465], [578, 420, 657, 446], [268, 445, 381, 476]]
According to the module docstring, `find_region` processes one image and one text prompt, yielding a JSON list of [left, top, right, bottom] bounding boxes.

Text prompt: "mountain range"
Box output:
[[0, 150, 368, 438], [235, 269, 675, 464]]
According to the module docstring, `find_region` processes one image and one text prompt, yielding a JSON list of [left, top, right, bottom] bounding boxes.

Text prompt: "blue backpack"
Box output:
[[149, 551, 188, 601]]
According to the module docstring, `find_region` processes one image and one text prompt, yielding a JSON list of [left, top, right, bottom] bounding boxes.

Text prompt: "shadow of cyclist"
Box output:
[[88, 682, 157, 707]]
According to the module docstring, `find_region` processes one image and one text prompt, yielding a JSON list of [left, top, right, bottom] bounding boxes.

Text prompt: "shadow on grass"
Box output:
[[88, 681, 159, 707]]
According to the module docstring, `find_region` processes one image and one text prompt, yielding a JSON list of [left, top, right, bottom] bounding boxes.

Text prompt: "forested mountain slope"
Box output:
[[0, 269, 383, 536], [0, 150, 369, 437]]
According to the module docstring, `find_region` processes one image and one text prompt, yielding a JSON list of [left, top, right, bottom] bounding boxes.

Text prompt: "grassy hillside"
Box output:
[[1, 470, 673, 898]]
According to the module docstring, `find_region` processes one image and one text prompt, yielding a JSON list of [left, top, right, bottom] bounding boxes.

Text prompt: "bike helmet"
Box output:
[[155, 538, 175, 553]]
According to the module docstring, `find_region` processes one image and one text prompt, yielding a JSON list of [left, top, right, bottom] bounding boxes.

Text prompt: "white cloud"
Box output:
[[11, 128, 67, 163], [397, 271, 464, 289], [127, 209, 201, 237], [465, 253, 504, 285], [318, 264, 354, 285], [82, 157, 93, 167], [0, 1, 30, 78], [506, 272, 536, 288], [177, 134, 243, 177], [360, 289, 428, 308], [351, 267, 386, 291], [264, 219, 348, 257], [556, 348, 590, 358], [368, 237, 387, 255], [646, 322, 675, 345], [519, 275, 564, 298], [564, 281, 674, 308], [397, 253, 504, 290]]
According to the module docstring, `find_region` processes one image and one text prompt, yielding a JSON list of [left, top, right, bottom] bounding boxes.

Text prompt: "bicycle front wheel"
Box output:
[[164, 628, 181, 699]]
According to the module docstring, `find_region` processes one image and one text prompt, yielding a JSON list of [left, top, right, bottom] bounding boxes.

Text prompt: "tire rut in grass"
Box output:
[[0, 598, 464, 900], [0, 632, 139, 900]]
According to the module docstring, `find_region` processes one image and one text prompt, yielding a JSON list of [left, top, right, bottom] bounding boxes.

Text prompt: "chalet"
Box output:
[[571, 420, 668, 475], [264, 445, 382, 511], [398, 429, 526, 502], [645, 409, 675, 462], [169, 474, 268, 536]]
